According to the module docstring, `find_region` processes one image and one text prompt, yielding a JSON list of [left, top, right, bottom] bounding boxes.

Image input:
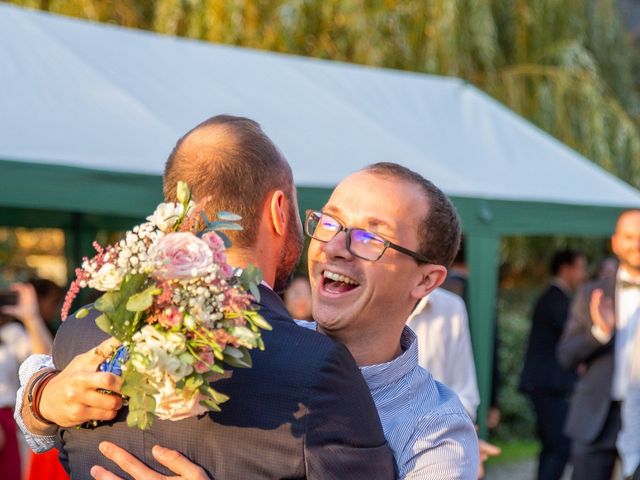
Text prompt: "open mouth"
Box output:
[[322, 270, 360, 294]]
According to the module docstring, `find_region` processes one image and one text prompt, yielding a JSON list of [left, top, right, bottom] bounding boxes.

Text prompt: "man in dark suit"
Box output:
[[558, 210, 640, 480], [18, 115, 396, 479], [519, 249, 587, 480]]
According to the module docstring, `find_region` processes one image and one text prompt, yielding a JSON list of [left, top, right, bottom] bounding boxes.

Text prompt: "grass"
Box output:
[[485, 439, 539, 466]]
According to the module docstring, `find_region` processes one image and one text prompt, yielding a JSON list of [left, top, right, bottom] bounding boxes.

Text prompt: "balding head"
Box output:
[[164, 115, 294, 248], [612, 209, 640, 276]]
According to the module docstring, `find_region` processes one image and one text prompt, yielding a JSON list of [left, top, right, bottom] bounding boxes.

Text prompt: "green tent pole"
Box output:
[[466, 232, 500, 439]]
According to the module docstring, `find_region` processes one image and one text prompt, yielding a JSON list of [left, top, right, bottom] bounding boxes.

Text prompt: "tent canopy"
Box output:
[[2, 4, 639, 434]]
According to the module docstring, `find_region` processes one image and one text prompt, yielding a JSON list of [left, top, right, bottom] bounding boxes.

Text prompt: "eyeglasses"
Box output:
[[305, 210, 433, 263]]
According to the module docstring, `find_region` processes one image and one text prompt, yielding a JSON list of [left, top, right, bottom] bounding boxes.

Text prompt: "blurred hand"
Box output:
[[486, 407, 501, 430], [38, 337, 124, 427], [90, 442, 209, 480], [477, 439, 501, 479], [0, 283, 41, 325], [590, 288, 615, 337]]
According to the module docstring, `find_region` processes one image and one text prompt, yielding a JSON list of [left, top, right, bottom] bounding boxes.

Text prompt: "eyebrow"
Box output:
[[323, 205, 393, 230]]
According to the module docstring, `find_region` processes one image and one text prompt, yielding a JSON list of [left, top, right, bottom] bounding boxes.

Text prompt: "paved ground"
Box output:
[[485, 459, 573, 480]]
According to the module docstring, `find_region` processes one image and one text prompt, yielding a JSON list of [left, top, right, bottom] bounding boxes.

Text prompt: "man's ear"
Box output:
[[269, 190, 287, 236], [411, 264, 447, 300]]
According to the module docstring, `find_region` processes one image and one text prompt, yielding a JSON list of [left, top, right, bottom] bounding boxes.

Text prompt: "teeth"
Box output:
[[323, 270, 359, 286]]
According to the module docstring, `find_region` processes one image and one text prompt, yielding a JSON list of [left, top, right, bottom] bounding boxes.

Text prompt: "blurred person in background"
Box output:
[[283, 275, 313, 320], [407, 287, 501, 479], [519, 249, 587, 480], [0, 282, 53, 480], [28, 278, 64, 337], [558, 210, 640, 480]]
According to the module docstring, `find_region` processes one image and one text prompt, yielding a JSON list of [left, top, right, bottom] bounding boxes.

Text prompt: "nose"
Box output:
[[323, 231, 354, 260]]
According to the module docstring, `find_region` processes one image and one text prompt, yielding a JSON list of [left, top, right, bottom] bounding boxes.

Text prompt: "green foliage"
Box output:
[[239, 264, 263, 301], [93, 273, 148, 342], [121, 369, 159, 430]]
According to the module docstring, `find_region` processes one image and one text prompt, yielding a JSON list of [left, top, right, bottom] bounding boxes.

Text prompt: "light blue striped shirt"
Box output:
[[17, 325, 479, 479], [298, 321, 479, 479]]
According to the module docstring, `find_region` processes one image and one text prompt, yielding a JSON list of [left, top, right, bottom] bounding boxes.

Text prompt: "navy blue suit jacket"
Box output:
[[53, 285, 396, 479]]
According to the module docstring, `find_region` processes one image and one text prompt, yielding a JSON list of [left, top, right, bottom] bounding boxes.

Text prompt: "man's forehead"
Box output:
[[615, 211, 640, 234]]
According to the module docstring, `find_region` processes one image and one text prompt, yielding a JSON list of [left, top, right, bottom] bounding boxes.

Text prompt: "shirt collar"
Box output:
[[360, 326, 419, 391]]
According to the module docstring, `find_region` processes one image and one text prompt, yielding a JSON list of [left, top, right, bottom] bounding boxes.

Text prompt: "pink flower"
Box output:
[[151, 232, 213, 281], [201, 232, 225, 253], [194, 348, 215, 374], [158, 307, 182, 329]]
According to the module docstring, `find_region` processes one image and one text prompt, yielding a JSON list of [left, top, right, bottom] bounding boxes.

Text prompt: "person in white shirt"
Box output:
[[407, 287, 480, 419]]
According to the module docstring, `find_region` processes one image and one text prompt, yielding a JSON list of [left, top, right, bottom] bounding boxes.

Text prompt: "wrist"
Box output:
[[28, 368, 59, 427]]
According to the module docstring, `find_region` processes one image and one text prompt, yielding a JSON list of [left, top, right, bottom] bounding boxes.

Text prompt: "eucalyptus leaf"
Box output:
[[208, 221, 243, 231], [94, 291, 119, 313], [94, 314, 112, 335], [217, 211, 242, 222], [126, 285, 160, 312]]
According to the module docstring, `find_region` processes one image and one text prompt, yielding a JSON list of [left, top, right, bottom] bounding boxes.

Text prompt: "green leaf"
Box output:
[[94, 291, 119, 313], [94, 314, 112, 335], [199, 399, 222, 412], [206, 386, 230, 404], [75, 308, 90, 319], [249, 312, 272, 331], [126, 285, 160, 312], [217, 211, 242, 222], [223, 346, 252, 368], [208, 221, 243, 231], [216, 231, 232, 248]]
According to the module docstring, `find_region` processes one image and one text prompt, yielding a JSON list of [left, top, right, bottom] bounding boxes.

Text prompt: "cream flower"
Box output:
[[91, 263, 125, 291]]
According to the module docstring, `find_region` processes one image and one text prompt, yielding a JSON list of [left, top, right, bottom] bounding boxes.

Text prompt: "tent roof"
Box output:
[[2, 4, 640, 210]]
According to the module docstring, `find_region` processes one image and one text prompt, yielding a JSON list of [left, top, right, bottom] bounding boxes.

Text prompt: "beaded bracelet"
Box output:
[[27, 368, 59, 425]]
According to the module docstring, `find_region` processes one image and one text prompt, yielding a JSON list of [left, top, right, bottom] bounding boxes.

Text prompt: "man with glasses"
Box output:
[[302, 163, 478, 478]]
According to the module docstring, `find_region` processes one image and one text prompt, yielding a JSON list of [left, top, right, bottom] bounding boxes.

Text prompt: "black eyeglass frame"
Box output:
[[305, 209, 433, 264]]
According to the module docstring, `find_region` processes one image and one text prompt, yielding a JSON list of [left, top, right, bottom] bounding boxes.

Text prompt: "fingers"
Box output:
[[87, 337, 123, 367], [153, 445, 208, 479], [99, 442, 163, 480], [91, 465, 124, 480]]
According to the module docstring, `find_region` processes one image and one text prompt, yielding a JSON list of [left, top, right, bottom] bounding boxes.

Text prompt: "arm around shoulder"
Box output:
[[304, 341, 397, 480]]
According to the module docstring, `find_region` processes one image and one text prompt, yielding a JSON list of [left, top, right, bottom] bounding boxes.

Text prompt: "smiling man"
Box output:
[[303, 163, 479, 479]]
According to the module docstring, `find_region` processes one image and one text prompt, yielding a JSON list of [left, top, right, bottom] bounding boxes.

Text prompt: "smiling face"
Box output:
[[612, 210, 640, 277], [308, 170, 444, 349]]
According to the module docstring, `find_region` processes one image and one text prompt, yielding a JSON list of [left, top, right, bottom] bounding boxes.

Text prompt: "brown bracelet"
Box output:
[[28, 368, 59, 425]]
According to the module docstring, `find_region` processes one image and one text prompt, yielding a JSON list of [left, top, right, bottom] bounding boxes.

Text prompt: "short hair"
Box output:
[[550, 249, 584, 275], [163, 115, 294, 248], [28, 278, 63, 298], [361, 162, 461, 267]]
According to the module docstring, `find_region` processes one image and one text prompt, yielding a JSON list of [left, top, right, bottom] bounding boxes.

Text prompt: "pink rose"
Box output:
[[201, 232, 225, 253], [158, 307, 182, 329], [194, 348, 215, 374], [152, 232, 213, 281], [154, 376, 207, 421]]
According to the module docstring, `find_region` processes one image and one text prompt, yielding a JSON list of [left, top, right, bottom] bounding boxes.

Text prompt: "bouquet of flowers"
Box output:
[[62, 182, 270, 429]]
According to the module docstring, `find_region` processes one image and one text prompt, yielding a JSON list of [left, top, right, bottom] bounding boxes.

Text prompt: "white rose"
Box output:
[[153, 376, 207, 421], [146, 203, 185, 232], [164, 332, 187, 354], [165, 356, 193, 382], [133, 325, 166, 350], [91, 263, 125, 291]]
